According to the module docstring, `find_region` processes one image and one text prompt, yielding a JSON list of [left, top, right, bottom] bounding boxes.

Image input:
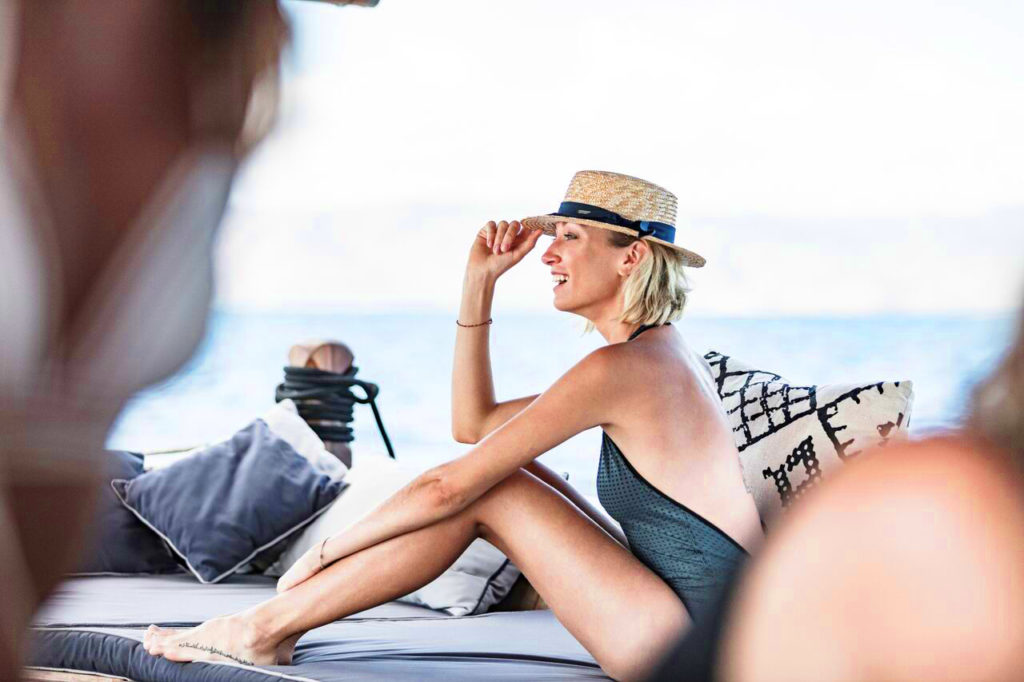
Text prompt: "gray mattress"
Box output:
[[29, 575, 609, 681]]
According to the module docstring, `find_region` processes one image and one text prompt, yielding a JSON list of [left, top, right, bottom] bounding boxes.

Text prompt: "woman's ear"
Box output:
[[620, 240, 649, 277]]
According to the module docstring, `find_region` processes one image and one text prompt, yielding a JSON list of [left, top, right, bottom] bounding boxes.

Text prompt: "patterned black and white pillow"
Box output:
[[704, 351, 914, 527]]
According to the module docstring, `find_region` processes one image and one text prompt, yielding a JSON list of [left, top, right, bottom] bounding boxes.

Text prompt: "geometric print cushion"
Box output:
[[703, 351, 914, 528]]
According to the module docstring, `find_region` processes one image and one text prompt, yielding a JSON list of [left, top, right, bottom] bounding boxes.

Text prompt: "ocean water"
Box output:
[[108, 311, 1015, 496]]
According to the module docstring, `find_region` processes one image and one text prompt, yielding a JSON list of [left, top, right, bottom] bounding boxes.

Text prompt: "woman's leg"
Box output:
[[145, 497, 481, 666], [146, 470, 688, 681]]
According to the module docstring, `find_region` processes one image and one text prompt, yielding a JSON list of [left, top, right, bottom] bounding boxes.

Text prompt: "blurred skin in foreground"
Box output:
[[649, 303, 1024, 681], [0, 1, 288, 678], [725, 439, 1024, 682]]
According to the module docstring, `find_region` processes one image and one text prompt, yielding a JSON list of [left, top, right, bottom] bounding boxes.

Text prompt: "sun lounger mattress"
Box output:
[[29, 575, 608, 681]]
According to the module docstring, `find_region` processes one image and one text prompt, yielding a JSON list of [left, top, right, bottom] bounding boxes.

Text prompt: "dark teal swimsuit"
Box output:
[[596, 324, 748, 621]]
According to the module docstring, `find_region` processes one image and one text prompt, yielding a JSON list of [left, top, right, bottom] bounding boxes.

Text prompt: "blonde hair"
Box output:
[[585, 230, 691, 333], [969, 303, 1024, 462]]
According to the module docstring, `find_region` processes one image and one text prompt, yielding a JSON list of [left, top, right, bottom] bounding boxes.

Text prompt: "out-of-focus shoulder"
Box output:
[[851, 433, 1021, 498], [796, 432, 1024, 551], [725, 432, 1024, 682]]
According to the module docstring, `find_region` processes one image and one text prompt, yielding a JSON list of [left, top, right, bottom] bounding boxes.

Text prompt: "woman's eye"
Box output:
[[563, 233, 577, 240]]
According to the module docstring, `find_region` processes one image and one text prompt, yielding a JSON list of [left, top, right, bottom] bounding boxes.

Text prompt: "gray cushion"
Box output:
[[73, 451, 182, 576], [113, 419, 345, 584], [30, 575, 606, 681]]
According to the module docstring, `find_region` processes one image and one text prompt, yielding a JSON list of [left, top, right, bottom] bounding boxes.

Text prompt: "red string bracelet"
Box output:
[[456, 318, 493, 328]]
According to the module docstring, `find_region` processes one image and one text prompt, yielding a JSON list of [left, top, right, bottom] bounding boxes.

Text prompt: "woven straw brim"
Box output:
[[301, 0, 380, 6], [521, 214, 706, 268]]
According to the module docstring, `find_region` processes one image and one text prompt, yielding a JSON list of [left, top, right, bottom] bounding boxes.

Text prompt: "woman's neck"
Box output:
[[592, 316, 642, 344]]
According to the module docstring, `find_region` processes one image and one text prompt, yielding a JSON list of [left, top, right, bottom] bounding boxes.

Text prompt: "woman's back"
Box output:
[[600, 324, 763, 555]]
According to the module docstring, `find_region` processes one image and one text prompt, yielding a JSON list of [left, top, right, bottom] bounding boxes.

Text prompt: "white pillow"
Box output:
[[267, 456, 520, 616], [144, 399, 346, 482], [261, 399, 347, 481], [704, 351, 914, 527]]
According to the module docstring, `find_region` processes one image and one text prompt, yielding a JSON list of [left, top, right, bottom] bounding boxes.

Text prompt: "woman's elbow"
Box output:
[[451, 421, 481, 444], [452, 428, 480, 445], [418, 468, 470, 515]]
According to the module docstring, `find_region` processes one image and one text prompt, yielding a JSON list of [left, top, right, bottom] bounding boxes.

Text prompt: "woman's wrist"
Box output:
[[463, 267, 498, 290], [460, 270, 496, 322]]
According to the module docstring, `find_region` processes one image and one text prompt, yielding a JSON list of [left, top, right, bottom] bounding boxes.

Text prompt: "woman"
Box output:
[[144, 170, 763, 681]]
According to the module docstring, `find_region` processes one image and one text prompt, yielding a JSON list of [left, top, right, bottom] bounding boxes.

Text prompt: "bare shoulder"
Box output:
[[725, 434, 1024, 681], [530, 345, 632, 409], [563, 344, 616, 380], [778, 435, 1024, 563], [582, 329, 683, 373], [574, 340, 664, 389], [821, 435, 1024, 519], [573, 342, 640, 378]]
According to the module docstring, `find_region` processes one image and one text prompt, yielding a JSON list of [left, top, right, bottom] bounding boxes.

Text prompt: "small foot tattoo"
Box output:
[[177, 641, 256, 666]]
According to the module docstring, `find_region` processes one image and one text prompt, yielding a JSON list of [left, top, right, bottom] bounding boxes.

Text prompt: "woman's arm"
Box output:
[[279, 345, 626, 592], [450, 223, 623, 542], [451, 221, 541, 444]]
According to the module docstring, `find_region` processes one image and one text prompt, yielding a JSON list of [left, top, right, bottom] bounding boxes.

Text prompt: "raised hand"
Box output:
[[467, 220, 543, 280]]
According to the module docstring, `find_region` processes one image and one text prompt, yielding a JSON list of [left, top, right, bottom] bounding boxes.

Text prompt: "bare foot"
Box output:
[[143, 615, 282, 666]]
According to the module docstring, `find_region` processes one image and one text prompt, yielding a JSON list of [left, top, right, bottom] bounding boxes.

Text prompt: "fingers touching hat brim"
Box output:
[[520, 215, 706, 268]]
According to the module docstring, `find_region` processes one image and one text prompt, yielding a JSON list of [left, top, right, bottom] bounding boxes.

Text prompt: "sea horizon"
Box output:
[[108, 310, 1015, 496]]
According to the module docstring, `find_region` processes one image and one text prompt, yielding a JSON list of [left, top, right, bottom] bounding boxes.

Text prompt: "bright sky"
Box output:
[[216, 0, 1024, 316]]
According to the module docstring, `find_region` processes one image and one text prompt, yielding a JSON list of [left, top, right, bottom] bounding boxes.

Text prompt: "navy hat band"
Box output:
[[550, 201, 676, 243]]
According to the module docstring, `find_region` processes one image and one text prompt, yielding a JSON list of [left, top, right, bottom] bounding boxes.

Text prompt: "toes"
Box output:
[[147, 626, 175, 656], [144, 625, 159, 651]]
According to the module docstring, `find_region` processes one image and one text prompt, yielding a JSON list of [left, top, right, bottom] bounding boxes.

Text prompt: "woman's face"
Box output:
[[541, 222, 626, 317]]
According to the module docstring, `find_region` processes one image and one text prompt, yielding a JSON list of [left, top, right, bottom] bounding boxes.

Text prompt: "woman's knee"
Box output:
[[471, 469, 544, 542]]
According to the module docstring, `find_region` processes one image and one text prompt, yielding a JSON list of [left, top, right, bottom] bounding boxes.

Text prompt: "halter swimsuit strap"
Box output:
[[627, 322, 670, 342]]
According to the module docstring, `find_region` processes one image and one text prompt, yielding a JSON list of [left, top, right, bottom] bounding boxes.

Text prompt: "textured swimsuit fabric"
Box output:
[[597, 434, 747, 620], [595, 324, 747, 621]]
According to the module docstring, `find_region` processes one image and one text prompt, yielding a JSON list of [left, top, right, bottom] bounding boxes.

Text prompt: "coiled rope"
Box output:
[[275, 366, 395, 459]]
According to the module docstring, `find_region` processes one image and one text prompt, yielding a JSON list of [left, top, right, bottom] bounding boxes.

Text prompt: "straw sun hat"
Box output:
[[304, 0, 380, 6], [521, 170, 706, 268]]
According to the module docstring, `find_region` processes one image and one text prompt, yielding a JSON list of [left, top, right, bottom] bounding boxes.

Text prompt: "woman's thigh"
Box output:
[[472, 470, 689, 681]]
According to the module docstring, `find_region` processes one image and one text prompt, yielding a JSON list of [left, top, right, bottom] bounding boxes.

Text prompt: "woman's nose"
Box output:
[[541, 240, 560, 265]]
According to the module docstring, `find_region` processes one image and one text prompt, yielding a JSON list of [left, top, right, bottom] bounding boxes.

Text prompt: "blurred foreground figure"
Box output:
[[0, 1, 288, 677], [649, 303, 1024, 681]]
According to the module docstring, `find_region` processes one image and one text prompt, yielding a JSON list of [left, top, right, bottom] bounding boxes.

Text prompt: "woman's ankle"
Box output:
[[235, 605, 293, 651]]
